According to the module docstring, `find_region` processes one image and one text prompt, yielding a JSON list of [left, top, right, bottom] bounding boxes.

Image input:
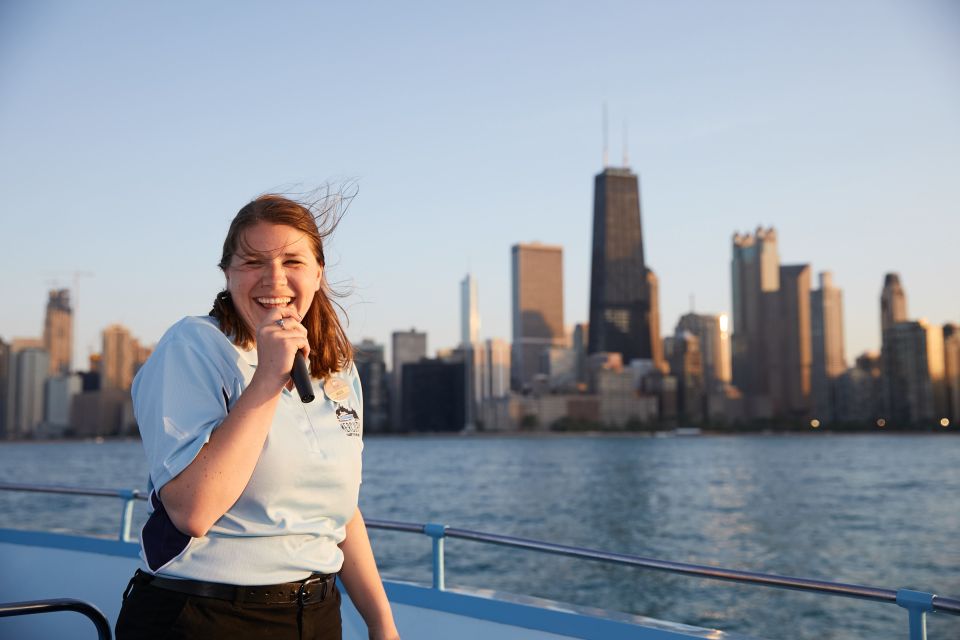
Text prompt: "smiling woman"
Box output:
[[116, 192, 400, 640], [227, 223, 322, 332], [212, 194, 354, 381]]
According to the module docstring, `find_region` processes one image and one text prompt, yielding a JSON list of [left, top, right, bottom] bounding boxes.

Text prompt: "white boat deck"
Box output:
[[0, 528, 744, 639]]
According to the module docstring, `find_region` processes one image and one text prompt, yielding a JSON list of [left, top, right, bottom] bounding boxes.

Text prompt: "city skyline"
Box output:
[[4, 246, 951, 376], [1, 2, 958, 368], [2, 187, 957, 371], [3, 247, 956, 437]]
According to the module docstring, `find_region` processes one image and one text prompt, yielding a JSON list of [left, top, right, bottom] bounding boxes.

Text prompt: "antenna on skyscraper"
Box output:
[[602, 102, 609, 168], [622, 119, 629, 167]]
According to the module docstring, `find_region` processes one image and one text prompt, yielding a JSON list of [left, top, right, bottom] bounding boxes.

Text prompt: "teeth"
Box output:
[[257, 297, 292, 305]]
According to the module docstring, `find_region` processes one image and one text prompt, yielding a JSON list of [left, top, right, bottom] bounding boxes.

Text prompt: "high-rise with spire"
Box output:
[[879, 272, 909, 423], [587, 165, 663, 369], [880, 273, 907, 336], [460, 274, 479, 347]]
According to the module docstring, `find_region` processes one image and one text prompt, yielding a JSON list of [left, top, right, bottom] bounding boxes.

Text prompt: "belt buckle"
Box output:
[[297, 575, 329, 606]]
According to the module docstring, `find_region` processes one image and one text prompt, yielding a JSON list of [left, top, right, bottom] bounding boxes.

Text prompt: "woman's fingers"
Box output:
[[255, 309, 310, 383], [271, 313, 310, 357]]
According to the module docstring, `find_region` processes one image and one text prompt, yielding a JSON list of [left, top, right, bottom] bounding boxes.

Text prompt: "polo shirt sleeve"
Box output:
[[132, 336, 229, 492]]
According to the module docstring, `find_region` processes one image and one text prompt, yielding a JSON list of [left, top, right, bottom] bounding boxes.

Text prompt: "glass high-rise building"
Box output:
[[391, 329, 427, 431], [676, 312, 732, 392], [587, 167, 663, 368], [730, 227, 779, 417], [354, 339, 388, 433]]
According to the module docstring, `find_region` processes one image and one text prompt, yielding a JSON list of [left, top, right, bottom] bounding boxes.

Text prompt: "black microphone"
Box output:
[[291, 351, 315, 403]]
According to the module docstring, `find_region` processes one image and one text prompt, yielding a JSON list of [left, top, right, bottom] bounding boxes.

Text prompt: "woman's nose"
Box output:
[[261, 260, 286, 285]]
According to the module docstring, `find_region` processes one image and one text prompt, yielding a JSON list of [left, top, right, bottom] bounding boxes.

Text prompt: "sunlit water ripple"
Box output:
[[0, 434, 957, 639]]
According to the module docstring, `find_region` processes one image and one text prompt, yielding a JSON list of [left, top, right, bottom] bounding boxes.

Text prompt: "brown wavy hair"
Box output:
[[209, 190, 354, 379]]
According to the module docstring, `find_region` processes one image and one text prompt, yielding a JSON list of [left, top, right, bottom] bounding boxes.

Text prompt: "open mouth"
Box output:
[[255, 296, 295, 309]]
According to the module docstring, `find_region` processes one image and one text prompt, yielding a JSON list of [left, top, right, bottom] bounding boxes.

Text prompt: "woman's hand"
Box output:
[[251, 308, 310, 393]]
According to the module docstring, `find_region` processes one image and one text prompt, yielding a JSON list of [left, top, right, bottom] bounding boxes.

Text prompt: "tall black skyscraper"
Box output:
[[587, 167, 663, 367]]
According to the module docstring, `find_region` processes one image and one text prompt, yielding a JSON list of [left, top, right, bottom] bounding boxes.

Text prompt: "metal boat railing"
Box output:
[[0, 482, 146, 543], [1, 481, 957, 640], [0, 598, 112, 640]]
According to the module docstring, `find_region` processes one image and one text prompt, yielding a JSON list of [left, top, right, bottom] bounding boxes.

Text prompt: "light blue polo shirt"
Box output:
[[131, 315, 363, 584]]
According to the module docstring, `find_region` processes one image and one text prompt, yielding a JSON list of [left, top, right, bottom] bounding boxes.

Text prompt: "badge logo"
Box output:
[[336, 405, 361, 437]]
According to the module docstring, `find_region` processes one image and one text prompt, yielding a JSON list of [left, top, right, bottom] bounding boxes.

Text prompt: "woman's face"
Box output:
[[225, 222, 323, 338]]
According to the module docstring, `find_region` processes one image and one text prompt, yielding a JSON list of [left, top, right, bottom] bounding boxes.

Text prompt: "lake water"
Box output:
[[1, 434, 958, 639]]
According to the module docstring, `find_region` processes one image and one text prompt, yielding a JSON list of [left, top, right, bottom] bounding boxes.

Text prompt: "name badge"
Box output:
[[324, 378, 350, 403]]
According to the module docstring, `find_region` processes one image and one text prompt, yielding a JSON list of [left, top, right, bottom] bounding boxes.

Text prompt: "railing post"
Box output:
[[423, 523, 447, 591], [896, 589, 934, 640], [118, 489, 137, 542]]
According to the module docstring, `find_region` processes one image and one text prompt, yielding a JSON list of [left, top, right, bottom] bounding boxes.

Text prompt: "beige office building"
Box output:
[[511, 243, 564, 390], [43, 289, 73, 375], [810, 272, 846, 421], [774, 265, 812, 416], [102, 324, 136, 391]]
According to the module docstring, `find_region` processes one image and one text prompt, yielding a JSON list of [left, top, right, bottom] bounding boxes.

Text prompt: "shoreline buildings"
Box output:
[[4, 170, 958, 436]]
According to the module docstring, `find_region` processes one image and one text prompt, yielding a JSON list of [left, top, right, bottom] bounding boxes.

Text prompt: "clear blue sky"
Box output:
[[2, 1, 958, 369]]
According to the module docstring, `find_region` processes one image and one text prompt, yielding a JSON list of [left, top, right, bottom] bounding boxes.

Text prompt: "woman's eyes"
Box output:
[[239, 258, 304, 267]]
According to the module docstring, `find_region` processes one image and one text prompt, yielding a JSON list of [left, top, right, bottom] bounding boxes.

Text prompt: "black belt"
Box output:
[[134, 569, 337, 605]]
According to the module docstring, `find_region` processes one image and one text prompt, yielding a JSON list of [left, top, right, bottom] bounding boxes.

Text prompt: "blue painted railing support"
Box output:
[[896, 589, 934, 640], [118, 490, 137, 542], [424, 523, 448, 591]]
